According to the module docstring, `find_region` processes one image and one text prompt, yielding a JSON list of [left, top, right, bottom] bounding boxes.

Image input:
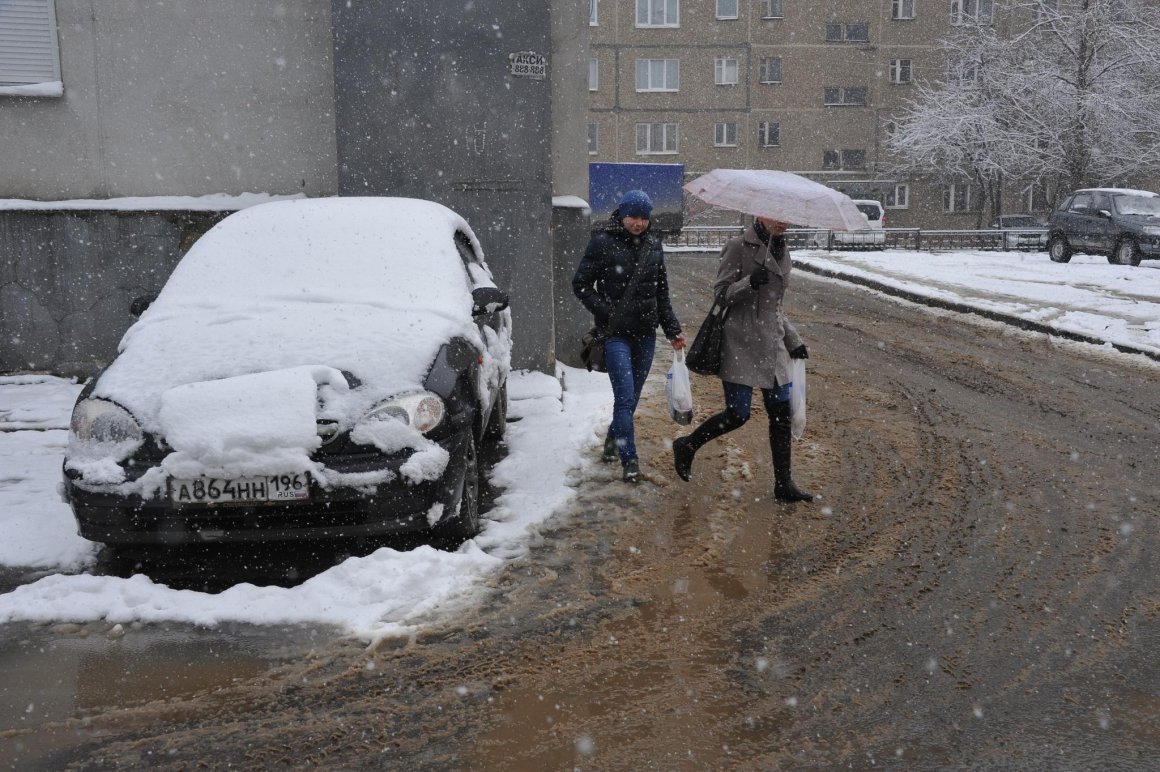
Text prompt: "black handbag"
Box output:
[[685, 294, 729, 376], [579, 242, 650, 372]]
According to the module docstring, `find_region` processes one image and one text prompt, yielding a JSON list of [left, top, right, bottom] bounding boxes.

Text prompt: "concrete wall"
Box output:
[[0, 0, 337, 199], [0, 210, 226, 375], [330, 0, 562, 371]]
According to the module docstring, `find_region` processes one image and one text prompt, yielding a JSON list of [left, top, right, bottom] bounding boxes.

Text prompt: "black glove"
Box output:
[[749, 265, 770, 289], [789, 344, 809, 360]]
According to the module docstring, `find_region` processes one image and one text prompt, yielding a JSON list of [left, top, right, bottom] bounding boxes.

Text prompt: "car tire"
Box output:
[[484, 381, 508, 442], [1113, 236, 1142, 267], [433, 433, 481, 547], [1047, 234, 1073, 263]]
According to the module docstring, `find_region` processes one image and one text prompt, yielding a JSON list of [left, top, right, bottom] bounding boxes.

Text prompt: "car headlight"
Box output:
[[356, 391, 445, 436], [69, 399, 143, 452]]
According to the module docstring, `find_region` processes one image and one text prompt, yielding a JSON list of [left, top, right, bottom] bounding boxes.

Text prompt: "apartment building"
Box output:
[[586, 0, 1021, 229]]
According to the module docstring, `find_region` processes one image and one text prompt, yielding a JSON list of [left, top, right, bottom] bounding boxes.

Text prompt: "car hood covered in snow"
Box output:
[[91, 197, 492, 433]]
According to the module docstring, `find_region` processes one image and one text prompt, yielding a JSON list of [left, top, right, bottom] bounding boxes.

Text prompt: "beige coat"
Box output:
[[713, 227, 804, 389]]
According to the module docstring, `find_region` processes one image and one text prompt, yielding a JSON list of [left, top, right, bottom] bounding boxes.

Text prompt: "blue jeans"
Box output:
[[722, 379, 792, 419], [603, 335, 657, 464]]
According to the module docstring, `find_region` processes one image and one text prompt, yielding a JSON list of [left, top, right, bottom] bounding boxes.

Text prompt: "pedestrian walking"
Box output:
[[672, 216, 814, 502], [572, 190, 685, 482]]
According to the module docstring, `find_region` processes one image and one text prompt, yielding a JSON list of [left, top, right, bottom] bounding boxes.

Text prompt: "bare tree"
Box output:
[[886, 0, 1160, 220]]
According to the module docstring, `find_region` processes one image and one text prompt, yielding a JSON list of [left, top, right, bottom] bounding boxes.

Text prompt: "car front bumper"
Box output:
[[64, 427, 473, 546]]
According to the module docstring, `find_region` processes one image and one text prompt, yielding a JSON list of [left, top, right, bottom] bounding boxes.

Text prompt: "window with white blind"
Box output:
[[637, 0, 679, 27], [0, 0, 62, 95], [885, 184, 910, 209], [759, 57, 782, 84], [636, 122, 679, 154], [892, 0, 917, 19], [589, 58, 599, 91], [762, 0, 784, 18], [635, 58, 680, 91], [714, 122, 738, 147], [716, 0, 739, 19]]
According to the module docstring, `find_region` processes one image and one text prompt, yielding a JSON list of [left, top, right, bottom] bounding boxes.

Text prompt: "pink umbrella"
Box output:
[[683, 168, 870, 231]]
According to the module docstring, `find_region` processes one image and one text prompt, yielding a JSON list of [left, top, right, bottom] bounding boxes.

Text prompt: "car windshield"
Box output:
[[856, 204, 881, 221], [1112, 194, 1160, 217]]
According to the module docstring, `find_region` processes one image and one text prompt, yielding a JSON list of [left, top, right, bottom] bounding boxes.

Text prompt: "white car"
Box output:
[[62, 197, 512, 549], [829, 199, 886, 248]]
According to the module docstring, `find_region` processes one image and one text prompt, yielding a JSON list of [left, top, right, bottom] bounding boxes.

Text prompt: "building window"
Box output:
[[822, 149, 866, 169], [889, 59, 913, 84], [589, 58, 599, 91], [951, 0, 993, 25], [885, 184, 910, 209], [825, 23, 869, 43], [823, 86, 868, 106], [636, 122, 679, 154], [715, 57, 739, 85], [635, 58, 680, 91], [759, 57, 782, 84], [716, 0, 739, 19], [943, 182, 980, 211], [588, 123, 599, 154], [762, 0, 784, 18], [892, 0, 916, 19], [590, 0, 598, 25], [715, 122, 738, 147], [759, 121, 781, 147], [0, 0, 62, 95], [637, 0, 679, 27]]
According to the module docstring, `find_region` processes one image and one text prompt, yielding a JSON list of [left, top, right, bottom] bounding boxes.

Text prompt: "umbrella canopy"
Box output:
[[683, 168, 870, 231]]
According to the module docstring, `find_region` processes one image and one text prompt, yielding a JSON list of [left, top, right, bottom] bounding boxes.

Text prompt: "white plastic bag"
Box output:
[[666, 349, 694, 425], [790, 358, 807, 439]]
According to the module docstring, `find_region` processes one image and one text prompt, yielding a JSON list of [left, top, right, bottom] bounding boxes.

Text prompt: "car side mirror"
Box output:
[[1097, 209, 1112, 219], [129, 293, 158, 317], [472, 286, 509, 316]]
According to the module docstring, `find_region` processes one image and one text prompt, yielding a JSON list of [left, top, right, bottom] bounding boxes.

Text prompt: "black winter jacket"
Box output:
[[572, 215, 682, 341]]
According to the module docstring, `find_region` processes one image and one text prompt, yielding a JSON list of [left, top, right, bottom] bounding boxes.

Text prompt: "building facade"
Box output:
[[585, 0, 1149, 229]]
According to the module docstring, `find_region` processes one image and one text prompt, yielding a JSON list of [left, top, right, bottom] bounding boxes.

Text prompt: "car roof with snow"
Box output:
[[1070, 188, 1158, 197]]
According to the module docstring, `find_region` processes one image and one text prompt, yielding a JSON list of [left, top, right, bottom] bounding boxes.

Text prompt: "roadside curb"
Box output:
[[792, 260, 1160, 364]]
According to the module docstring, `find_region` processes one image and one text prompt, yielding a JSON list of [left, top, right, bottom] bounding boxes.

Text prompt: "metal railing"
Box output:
[[664, 227, 1048, 253]]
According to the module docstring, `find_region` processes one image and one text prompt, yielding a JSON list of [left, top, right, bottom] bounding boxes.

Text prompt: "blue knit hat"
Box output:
[[618, 190, 653, 219]]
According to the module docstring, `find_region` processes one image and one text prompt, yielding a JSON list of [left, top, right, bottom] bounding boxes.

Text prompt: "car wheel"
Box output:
[[1113, 236, 1142, 267], [1047, 234, 1073, 263], [433, 434, 481, 547], [483, 381, 508, 442]]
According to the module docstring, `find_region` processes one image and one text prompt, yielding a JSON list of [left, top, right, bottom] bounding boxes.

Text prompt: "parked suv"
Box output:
[[1046, 188, 1160, 266], [831, 199, 886, 248]]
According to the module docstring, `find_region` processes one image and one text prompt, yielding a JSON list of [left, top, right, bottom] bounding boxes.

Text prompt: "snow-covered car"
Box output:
[[1047, 188, 1160, 266], [62, 197, 512, 548], [831, 199, 885, 248], [988, 214, 1048, 251]]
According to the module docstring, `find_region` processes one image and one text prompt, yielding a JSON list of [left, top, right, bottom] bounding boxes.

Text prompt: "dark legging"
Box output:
[[683, 380, 791, 450]]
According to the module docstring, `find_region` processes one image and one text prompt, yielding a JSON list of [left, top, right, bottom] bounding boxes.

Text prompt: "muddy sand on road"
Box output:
[[11, 256, 1158, 770]]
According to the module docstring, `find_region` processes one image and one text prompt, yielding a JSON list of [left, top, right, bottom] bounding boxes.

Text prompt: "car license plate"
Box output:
[[169, 473, 310, 505]]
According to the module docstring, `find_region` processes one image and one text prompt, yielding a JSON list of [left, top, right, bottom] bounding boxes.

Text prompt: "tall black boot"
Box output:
[[769, 401, 814, 502], [673, 409, 748, 481]]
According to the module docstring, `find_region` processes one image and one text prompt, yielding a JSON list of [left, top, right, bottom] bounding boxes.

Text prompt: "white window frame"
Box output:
[[823, 86, 868, 106], [715, 57, 739, 86], [590, 0, 599, 25], [889, 59, 913, 84], [714, 122, 738, 147], [636, 122, 679, 155], [951, 0, 993, 25], [892, 0, 917, 20], [825, 22, 870, 43], [943, 182, 979, 212], [0, 0, 63, 94], [636, 0, 679, 28], [589, 58, 599, 91], [635, 58, 680, 92], [759, 57, 782, 84], [885, 184, 910, 209], [588, 123, 599, 155], [716, 0, 739, 20], [762, 0, 784, 18], [759, 121, 781, 148]]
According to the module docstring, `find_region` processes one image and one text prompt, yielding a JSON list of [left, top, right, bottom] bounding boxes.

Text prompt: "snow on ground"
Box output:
[[0, 247, 1157, 641]]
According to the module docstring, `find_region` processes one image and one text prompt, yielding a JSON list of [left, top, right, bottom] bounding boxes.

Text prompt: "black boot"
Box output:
[[673, 409, 748, 482], [769, 401, 814, 502]]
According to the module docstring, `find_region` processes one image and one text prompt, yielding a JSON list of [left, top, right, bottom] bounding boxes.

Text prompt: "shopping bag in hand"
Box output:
[[666, 349, 694, 425], [790, 358, 807, 439]]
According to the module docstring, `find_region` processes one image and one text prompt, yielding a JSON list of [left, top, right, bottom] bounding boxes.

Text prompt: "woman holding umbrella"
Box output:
[[672, 215, 814, 502]]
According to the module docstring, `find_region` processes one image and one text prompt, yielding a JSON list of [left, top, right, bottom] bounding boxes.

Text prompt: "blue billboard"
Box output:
[[589, 162, 685, 233]]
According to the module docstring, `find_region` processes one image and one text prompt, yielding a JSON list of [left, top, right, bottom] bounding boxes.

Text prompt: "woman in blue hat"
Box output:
[[572, 190, 685, 482]]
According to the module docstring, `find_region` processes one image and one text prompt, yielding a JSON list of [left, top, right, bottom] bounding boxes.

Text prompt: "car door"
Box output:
[[453, 231, 510, 405], [1066, 192, 1097, 251], [1087, 192, 1116, 253]]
